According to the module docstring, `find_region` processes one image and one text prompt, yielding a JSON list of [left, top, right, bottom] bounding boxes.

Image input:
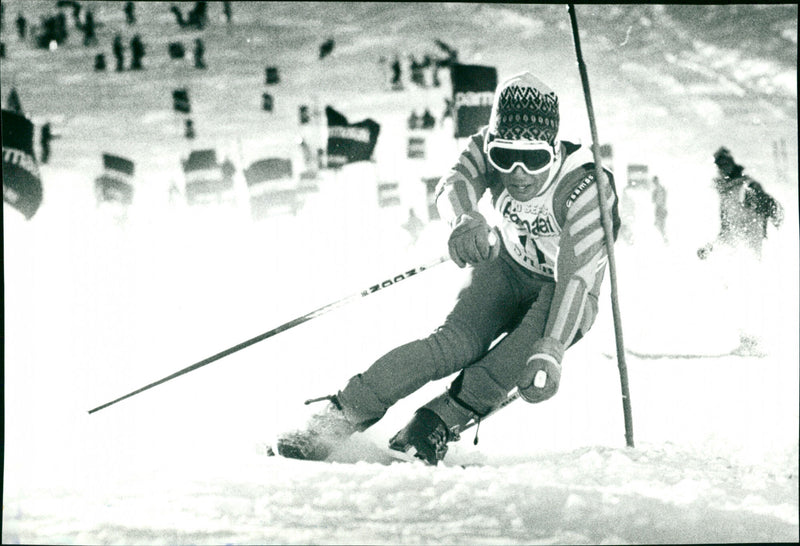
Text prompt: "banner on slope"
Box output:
[[450, 63, 497, 138], [325, 106, 380, 169], [599, 143, 614, 174], [244, 157, 300, 218], [173, 88, 191, 113], [377, 180, 401, 208], [422, 176, 441, 221], [95, 153, 135, 205], [407, 136, 426, 159], [182, 149, 234, 205], [626, 164, 650, 189], [2, 109, 43, 220]]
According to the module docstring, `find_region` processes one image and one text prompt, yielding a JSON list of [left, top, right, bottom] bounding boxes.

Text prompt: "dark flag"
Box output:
[[450, 63, 497, 138], [319, 38, 335, 60], [325, 106, 380, 168], [168, 42, 186, 59], [95, 153, 135, 205], [244, 158, 299, 218], [265, 66, 280, 85], [173, 88, 191, 113], [2, 109, 43, 220], [182, 149, 233, 205]]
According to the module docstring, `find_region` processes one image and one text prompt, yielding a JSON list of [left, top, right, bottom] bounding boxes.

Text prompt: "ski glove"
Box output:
[[447, 210, 500, 268], [517, 337, 564, 404]]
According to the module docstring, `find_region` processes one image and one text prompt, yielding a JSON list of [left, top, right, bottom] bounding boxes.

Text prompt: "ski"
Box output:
[[263, 390, 522, 465]]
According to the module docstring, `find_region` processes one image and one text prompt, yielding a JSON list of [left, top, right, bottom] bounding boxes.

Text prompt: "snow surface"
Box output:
[[2, 3, 798, 544]]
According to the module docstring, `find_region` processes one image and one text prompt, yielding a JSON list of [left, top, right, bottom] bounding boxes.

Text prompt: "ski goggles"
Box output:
[[486, 138, 556, 174]]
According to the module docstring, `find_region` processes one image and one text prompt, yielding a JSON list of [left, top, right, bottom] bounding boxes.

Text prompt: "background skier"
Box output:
[[277, 72, 620, 465], [697, 146, 784, 356], [698, 146, 783, 260]]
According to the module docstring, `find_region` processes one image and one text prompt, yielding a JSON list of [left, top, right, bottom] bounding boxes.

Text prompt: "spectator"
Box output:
[[407, 111, 419, 130], [193, 38, 206, 69], [651, 176, 668, 243], [391, 55, 403, 90], [185, 119, 195, 139], [6, 86, 24, 113], [319, 38, 335, 59], [16, 13, 27, 40], [410, 55, 426, 87], [112, 34, 125, 71], [130, 34, 145, 70], [421, 108, 436, 129], [124, 2, 136, 25], [40, 122, 58, 164], [221, 157, 235, 183], [81, 9, 97, 46]]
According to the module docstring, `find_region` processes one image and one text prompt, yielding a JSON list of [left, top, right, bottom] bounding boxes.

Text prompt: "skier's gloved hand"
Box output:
[[517, 337, 564, 404], [448, 210, 500, 268]]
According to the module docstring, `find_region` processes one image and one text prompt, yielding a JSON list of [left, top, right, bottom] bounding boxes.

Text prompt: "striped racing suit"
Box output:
[[337, 127, 619, 429]]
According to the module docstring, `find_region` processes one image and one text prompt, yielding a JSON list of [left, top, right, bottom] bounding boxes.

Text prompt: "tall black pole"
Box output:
[[567, 4, 634, 448]]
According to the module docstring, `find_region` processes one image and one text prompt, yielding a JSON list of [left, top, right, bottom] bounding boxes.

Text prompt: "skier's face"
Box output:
[[499, 166, 551, 201]]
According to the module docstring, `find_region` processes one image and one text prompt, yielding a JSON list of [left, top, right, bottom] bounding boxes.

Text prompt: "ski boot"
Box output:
[[276, 395, 358, 461], [388, 407, 457, 466], [389, 387, 488, 465]]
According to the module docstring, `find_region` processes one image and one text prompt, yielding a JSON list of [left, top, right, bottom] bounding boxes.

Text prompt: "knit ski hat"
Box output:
[[487, 72, 560, 145]]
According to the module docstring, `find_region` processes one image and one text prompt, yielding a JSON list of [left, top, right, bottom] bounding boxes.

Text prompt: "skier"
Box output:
[[276, 72, 620, 465], [697, 146, 783, 356], [697, 146, 782, 260]]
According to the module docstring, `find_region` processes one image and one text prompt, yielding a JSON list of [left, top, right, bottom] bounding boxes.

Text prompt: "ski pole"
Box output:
[[88, 254, 450, 415], [461, 388, 522, 446], [567, 4, 634, 448]]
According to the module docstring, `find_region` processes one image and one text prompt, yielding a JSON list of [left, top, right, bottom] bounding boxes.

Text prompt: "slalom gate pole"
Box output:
[[567, 4, 634, 448], [88, 255, 450, 415]]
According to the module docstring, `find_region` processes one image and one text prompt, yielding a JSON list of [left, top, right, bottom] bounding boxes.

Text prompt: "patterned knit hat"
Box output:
[[487, 72, 559, 145]]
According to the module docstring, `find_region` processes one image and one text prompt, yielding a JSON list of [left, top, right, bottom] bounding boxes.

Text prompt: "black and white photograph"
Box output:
[[2, 2, 798, 544]]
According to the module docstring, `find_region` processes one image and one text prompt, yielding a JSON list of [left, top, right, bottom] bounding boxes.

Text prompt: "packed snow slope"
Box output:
[[3, 3, 798, 545]]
